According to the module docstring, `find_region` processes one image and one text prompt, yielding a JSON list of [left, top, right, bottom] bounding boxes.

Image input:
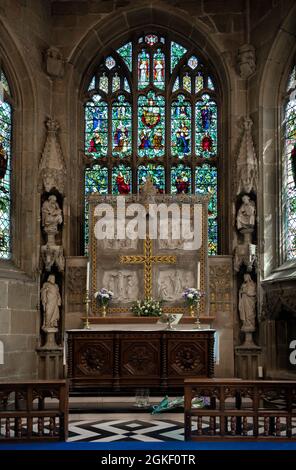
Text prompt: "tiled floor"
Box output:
[[68, 414, 185, 442]]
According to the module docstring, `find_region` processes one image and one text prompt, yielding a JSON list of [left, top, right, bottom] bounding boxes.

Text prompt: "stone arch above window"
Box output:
[[83, 33, 219, 255]]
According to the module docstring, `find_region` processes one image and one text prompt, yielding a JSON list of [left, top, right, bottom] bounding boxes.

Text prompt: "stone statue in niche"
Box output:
[[42, 195, 63, 235], [41, 274, 61, 330], [237, 195, 255, 232], [102, 270, 139, 302], [238, 273, 257, 332]]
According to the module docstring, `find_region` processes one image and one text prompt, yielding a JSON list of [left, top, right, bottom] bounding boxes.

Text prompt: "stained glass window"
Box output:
[[112, 165, 132, 194], [85, 95, 108, 158], [138, 49, 150, 89], [138, 164, 165, 193], [171, 42, 187, 72], [0, 70, 12, 259], [283, 64, 296, 260], [153, 49, 165, 89], [84, 34, 219, 255], [195, 165, 218, 255], [112, 95, 132, 158], [171, 95, 191, 158], [196, 94, 217, 158], [171, 165, 191, 194], [116, 42, 132, 71], [138, 91, 165, 158]]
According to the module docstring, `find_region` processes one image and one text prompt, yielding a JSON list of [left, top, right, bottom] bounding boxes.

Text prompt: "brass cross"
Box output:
[[120, 238, 176, 298]]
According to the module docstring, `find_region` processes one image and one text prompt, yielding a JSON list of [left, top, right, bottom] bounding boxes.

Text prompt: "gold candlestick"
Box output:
[[84, 290, 91, 329], [189, 303, 201, 329]]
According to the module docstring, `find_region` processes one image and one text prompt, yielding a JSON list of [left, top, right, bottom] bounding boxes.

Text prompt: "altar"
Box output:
[[64, 182, 236, 379], [67, 325, 215, 393]]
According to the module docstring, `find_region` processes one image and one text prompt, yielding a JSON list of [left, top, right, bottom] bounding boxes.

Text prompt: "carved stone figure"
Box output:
[[41, 244, 65, 272], [234, 242, 257, 273], [158, 269, 194, 301], [39, 118, 66, 194], [237, 44, 256, 79], [238, 273, 257, 332], [102, 270, 139, 302], [42, 195, 63, 235], [237, 195, 256, 232], [41, 274, 61, 330], [236, 117, 258, 194], [45, 47, 65, 79]]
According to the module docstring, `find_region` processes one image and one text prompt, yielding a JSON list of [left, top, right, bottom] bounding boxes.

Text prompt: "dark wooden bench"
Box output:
[[0, 380, 68, 441], [184, 378, 296, 440]]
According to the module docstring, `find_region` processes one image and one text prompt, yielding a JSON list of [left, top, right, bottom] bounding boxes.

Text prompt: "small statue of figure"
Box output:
[[237, 195, 256, 232], [41, 195, 63, 234], [41, 274, 61, 329], [238, 273, 257, 331]]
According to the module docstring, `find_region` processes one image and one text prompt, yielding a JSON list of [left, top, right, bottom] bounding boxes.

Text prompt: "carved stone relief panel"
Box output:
[[102, 269, 139, 303], [157, 268, 195, 302]]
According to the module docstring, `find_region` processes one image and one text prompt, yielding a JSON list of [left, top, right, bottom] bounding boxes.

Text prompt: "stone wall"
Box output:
[[0, 262, 38, 379]]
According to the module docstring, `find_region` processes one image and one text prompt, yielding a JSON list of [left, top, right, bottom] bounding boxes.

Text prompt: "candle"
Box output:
[[197, 261, 200, 290], [258, 366, 263, 378], [86, 261, 90, 292]]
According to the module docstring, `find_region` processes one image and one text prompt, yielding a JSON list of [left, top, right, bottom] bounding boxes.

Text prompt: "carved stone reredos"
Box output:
[[236, 117, 258, 195], [39, 118, 66, 194]]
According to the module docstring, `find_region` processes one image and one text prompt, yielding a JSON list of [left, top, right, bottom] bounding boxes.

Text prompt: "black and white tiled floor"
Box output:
[[68, 417, 185, 442], [68, 414, 296, 442]]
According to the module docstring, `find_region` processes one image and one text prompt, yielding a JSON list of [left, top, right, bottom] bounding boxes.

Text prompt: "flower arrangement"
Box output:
[[131, 298, 163, 317], [94, 288, 113, 306], [182, 287, 204, 306]]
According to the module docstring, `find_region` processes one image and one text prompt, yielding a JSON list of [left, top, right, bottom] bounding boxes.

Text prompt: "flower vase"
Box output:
[[189, 303, 201, 329], [101, 304, 107, 317]]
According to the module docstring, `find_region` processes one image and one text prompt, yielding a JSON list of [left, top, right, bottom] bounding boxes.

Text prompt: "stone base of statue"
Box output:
[[240, 327, 258, 348], [37, 327, 63, 379], [42, 327, 59, 349]]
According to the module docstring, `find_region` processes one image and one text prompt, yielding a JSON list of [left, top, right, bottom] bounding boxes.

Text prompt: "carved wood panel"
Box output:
[[121, 340, 160, 377], [168, 339, 207, 376], [75, 340, 113, 377], [67, 330, 215, 391]]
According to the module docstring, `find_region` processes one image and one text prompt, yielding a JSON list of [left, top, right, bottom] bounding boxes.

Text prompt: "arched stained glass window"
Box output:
[[283, 63, 296, 260], [0, 68, 12, 259], [84, 34, 219, 254]]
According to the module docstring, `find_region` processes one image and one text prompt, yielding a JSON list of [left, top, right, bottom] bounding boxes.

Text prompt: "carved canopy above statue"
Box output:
[[88, 189, 210, 317]]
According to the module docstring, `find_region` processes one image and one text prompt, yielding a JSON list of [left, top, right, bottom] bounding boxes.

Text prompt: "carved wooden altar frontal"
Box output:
[[88, 193, 209, 316], [67, 329, 215, 392]]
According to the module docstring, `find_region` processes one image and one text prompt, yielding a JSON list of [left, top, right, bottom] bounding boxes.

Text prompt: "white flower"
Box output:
[[187, 293, 194, 299]]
